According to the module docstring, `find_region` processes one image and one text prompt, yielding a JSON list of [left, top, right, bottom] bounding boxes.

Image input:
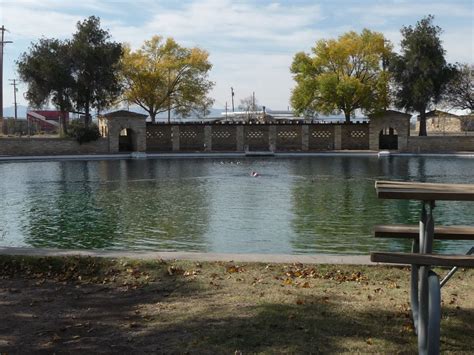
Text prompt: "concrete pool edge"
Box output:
[[0, 247, 372, 265], [1, 151, 474, 162]]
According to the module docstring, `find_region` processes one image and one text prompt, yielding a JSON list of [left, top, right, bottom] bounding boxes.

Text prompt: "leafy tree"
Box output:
[[390, 15, 457, 136], [442, 63, 474, 113], [17, 38, 73, 135], [69, 16, 123, 127], [17, 16, 122, 130], [290, 29, 391, 122], [121, 36, 214, 123]]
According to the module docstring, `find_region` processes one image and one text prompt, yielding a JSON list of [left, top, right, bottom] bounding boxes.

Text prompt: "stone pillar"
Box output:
[[268, 125, 276, 152], [398, 135, 408, 151], [135, 124, 146, 152], [334, 125, 342, 150], [172, 125, 180, 151], [236, 125, 244, 151], [108, 127, 119, 153], [204, 125, 212, 152], [369, 125, 379, 151], [302, 125, 309, 151]]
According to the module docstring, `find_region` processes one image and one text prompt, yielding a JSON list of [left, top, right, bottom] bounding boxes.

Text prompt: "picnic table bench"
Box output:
[[370, 180, 474, 355]]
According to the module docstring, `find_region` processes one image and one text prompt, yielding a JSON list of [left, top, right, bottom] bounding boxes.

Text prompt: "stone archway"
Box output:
[[101, 110, 147, 153], [119, 128, 135, 152], [368, 110, 411, 151], [379, 127, 398, 150]]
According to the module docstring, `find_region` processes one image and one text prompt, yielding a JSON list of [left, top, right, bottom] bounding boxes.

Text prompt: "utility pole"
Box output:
[[252, 92, 255, 112], [0, 25, 13, 120], [9, 79, 18, 120], [225, 101, 228, 119], [231, 87, 235, 112]]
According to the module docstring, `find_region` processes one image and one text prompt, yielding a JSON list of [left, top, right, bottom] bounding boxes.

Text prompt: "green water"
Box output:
[[0, 156, 473, 255]]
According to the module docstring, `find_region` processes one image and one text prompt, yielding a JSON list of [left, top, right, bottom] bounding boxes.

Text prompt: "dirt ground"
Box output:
[[0, 255, 473, 354]]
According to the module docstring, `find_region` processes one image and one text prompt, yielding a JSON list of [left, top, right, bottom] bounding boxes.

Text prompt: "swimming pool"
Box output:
[[0, 156, 473, 255]]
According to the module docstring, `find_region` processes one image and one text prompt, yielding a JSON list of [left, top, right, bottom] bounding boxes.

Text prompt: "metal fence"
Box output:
[[0, 118, 57, 137]]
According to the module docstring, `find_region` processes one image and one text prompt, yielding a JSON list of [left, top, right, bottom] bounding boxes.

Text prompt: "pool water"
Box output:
[[0, 156, 473, 255]]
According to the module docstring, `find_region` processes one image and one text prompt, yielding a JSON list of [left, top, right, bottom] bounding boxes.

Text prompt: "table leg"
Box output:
[[419, 265, 429, 354], [411, 238, 420, 333], [418, 201, 437, 355], [428, 271, 441, 354], [413, 201, 427, 332]]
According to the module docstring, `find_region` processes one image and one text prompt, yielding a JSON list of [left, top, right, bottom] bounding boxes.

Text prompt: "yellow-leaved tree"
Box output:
[[121, 36, 214, 123], [291, 29, 392, 122]]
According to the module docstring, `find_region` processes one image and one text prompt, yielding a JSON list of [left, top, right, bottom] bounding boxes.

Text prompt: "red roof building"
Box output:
[[27, 110, 69, 132]]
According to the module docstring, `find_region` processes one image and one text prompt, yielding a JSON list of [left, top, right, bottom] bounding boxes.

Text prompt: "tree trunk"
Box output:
[[149, 112, 156, 124], [59, 111, 68, 136], [168, 98, 171, 124], [85, 104, 90, 128], [418, 109, 427, 136], [344, 111, 351, 123]]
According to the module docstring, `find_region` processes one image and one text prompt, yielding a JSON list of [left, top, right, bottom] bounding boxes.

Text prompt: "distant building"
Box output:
[[27, 110, 69, 132], [416, 110, 461, 134], [219, 109, 369, 123], [459, 114, 474, 131]]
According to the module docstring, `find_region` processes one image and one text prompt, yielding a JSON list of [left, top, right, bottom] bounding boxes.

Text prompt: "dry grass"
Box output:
[[0, 255, 472, 353]]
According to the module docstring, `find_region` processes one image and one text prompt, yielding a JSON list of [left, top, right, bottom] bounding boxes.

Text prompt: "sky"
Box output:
[[1, 0, 473, 112]]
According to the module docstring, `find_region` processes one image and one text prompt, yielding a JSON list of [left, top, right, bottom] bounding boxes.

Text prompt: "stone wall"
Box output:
[[0, 137, 109, 156], [146, 124, 172, 151], [415, 115, 462, 135], [145, 123, 373, 152], [244, 125, 270, 151], [211, 125, 238, 151], [308, 125, 335, 150], [276, 125, 303, 151], [403, 136, 474, 152], [179, 125, 206, 151], [341, 124, 370, 150]]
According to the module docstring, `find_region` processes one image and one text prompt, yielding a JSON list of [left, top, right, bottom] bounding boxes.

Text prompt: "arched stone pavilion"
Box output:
[[368, 110, 411, 151], [99, 110, 147, 153]]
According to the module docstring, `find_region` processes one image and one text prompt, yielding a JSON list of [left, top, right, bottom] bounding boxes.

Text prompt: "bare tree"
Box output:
[[238, 94, 262, 121], [442, 63, 474, 113]]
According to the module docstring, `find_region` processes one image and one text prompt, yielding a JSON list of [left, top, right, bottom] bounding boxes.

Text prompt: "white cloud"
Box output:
[[137, 0, 325, 51], [2, 0, 472, 110], [348, 1, 473, 18], [209, 52, 294, 109], [2, 7, 79, 39], [442, 28, 474, 63], [4, 0, 123, 15]]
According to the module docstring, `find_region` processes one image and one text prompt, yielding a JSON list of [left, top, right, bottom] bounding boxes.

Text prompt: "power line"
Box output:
[[0, 25, 13, 120]]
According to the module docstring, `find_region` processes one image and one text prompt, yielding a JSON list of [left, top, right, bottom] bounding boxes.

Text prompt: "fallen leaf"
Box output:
[[226, 265, 244, 273]]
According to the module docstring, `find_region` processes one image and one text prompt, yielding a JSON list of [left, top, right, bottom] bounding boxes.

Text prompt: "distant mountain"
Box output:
[[5, 104, 406, 122], [1, 104, 225, 120], [3, 105, 28, 118]]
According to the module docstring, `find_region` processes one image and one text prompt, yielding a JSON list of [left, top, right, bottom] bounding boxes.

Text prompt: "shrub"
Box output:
[[67, 120, 101, 144]]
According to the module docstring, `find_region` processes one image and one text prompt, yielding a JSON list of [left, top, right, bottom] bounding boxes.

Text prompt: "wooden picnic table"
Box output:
[[373, 180, 474, 355], [375, 180, 474, 201]]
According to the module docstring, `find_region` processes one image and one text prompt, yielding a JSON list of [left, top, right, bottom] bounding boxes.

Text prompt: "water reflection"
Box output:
[[289, 157, 474, 254], [0, 156, 473, 254], [20, 160, 210, 251]]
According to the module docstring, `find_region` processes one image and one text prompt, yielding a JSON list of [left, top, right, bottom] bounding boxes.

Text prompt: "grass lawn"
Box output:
[[0, 255, 472, 353]]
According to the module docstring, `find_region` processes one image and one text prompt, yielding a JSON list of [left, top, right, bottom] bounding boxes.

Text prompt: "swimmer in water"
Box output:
[[251, 171, 259, 177]]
